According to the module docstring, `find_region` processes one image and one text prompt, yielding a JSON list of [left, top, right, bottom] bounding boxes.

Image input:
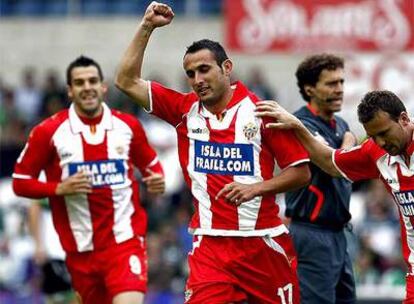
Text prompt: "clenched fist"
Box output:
[[141, 2, 174, 30]]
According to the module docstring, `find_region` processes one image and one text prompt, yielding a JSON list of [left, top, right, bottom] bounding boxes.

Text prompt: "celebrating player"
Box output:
[[13, 55, 165, 304], [256, 91, 414, 304], [116, 2, 311, 303]]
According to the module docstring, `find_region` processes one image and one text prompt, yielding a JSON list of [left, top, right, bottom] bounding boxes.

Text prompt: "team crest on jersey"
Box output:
[[116, 146, 124, 155], [243, 122, 258, 140], [184, 289, 193, 302]]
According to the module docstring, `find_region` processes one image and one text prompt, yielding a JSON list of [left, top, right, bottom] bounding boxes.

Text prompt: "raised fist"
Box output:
[[142, 1, 174, 29]]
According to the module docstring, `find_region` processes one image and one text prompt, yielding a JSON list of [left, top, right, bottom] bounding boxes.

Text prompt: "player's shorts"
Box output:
[[185, 233, 300, 304], [65, 236, 147, 304], [405, 274, 414, 304]]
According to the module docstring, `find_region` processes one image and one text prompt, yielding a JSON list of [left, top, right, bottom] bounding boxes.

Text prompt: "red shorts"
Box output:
[[185, 233, 300, 304], [405, 274, 414, 303], [65, 237, 147, 304]]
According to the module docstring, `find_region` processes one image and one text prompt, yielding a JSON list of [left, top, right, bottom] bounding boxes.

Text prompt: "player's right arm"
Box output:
[[54, 172, 92, 196], [255, 100, 341, 177], [115, 2, 174, 110], [12, 125, 91, 198]]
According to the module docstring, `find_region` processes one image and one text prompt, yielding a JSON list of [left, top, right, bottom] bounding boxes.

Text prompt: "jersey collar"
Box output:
[[306, 103, 319, 116], [306, 103, 336, 129], [199, 81, 248, 119], [69, 102, 113, 134]]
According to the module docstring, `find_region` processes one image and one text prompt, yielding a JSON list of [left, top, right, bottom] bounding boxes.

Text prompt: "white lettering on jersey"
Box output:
[[194, 140, 254, 175], [394, 190, 414, 216], [68, 160, 126, 188]]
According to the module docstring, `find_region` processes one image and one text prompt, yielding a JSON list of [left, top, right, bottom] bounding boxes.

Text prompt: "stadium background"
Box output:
[[0, 0, 412, 303]]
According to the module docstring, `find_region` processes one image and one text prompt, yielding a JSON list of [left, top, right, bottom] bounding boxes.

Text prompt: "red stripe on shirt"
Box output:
[[81, 132, 117, 250]]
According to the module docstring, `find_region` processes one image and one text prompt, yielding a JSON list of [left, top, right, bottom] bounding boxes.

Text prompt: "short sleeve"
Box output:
[[148, 81, 194, 127], [13, 124, 53, 179], [264, 127, 309, 170], [129, 118, 158, 175], [333, 141, 380, 181]]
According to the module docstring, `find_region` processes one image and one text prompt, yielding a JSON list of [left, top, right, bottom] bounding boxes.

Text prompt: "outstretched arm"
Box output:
[[255, 100, 341, 177], [115, 1, 174, 110]]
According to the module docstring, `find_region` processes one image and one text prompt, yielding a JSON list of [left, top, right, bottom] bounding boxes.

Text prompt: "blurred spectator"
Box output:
[[106, 80, 142, 116], [0, 76, 6, 105], [356, 180, 400, 261], [14, 67, 42, 125], [351, 179, 405, 290], [145, 220, 186, 304], [354, 246, 381, 285], [0, 88, 26, 135], [28, 199, 76, 304], [0, 179, 36, 300], [39, 70, 67, 120], [175, 203, 193, 255], [381, 257, 406, 287], [0, 88, 27, 178], [245, 66, 276, 100]]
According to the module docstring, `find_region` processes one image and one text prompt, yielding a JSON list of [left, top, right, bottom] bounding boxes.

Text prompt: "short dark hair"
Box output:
[[184, 39, 229, 67], [66, 55, 104, 85], [295, 54, 344, 102], [358, 90, 406, 124]]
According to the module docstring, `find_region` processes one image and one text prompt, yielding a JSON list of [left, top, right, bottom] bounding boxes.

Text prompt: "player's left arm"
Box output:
[[130, 118, 165, 195], [13, 125, 65, 198], [216, 163, 310, 205]]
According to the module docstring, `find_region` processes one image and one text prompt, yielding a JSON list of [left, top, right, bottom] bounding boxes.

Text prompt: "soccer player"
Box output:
[[284, 54, 356, 304], [116, 2, 311, 303], [12, 56, 165, 304], [256, 91, 414, 304]]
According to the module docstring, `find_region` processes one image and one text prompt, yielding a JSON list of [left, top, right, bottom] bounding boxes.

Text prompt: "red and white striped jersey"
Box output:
[[13, 103, 162, 253], [148, 81, 309, 237], [333, 138, 414, 273]]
